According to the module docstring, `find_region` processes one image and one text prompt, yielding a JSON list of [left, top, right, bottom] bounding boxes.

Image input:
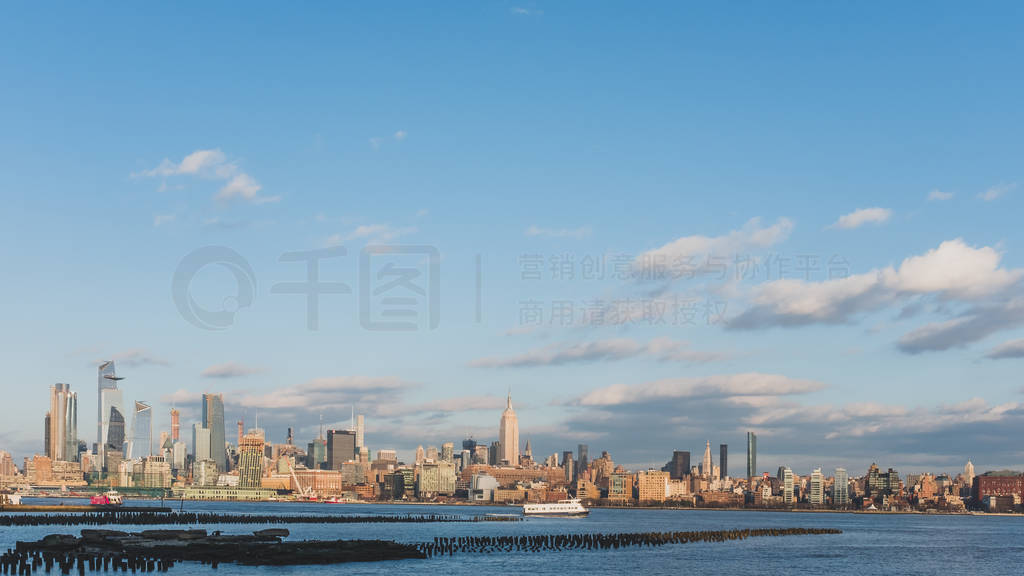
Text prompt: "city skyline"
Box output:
[[5, 368, 1001, 481], [2, 3, 1023, 475]]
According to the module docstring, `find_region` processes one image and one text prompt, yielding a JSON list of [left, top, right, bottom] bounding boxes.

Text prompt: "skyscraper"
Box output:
[[782, 467, 794, 503], [746, 432, 757, 480], [238, 430, 265, 489], [663, 451, 691, 480], [702, 440, 712, 478], [834, 468, 849, 506], [326, 429, 356, 470], [170, 409, 180, 442], [498, 392, 519, 466], [719, 444, 728, 479], [809, 468, 824, 505], [128, 401, 152, 460], [97, 361, 125, 469], [355, 414, 365, 449], [577, 444, 589, 474], [202, 394, 227, 472], [47, 383, 78, 462], [192, 423, 211, 462], [964, 460, 975, 484]]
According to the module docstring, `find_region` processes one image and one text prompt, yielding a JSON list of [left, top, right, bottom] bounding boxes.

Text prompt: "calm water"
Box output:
[[3, 499, 1022, 575]]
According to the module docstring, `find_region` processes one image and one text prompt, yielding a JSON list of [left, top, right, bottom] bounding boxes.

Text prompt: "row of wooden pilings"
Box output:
[[0, 550, 176, 575], [416, 527, 843, 557]]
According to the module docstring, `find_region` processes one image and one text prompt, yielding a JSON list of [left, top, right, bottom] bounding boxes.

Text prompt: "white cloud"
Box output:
[[897, 299, 1024, 354], [524, 225, 591, 239], [470, 337, 724, 368], [882, 239, 1021, 299], [369, 137, 384, 150], [928, 189, 954, 201], [978, 183, 1015, 201], [134, 148, 276, 205], [572, 373, 824, 407], [731, 239, 1023, 330], [201, 362, 266, 379], [830, 207, 891, 230], [637, 217, 793, 275], [394, 130, 407, 141]]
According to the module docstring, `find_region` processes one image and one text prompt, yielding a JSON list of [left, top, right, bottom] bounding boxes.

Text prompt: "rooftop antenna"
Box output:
[[350, 405, 354, 431], [319, 414, 324, 440]]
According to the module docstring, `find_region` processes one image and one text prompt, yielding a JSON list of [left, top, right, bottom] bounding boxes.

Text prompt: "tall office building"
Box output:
[[97, 361, 125, 469], [498, 392, 520, 466], [326, 429, 356, 470], [663, 451, 691, 480], [834, 468, 849, 506], [782, 467, 794, 503], [202, 394, 227, 472], [170, 409, 180, 441], [562, 451, 574, 483], [719, 444, 728, 479], [441, 442, 454, 463], [964, 460, 975, 484], [128, 401, 152, 460], [746, 432, 757, 480], [47, 383, 78, 462], [577, 444, 589, 477], [702, 441, 712, 478], [355, 414, 365, 449], [809, 468, 824, 505], [192, 423, 211, 461], [238, 430, 265, 489]]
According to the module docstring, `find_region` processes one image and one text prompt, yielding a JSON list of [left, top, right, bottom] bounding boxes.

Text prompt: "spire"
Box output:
[[506, 385, 512, 409]]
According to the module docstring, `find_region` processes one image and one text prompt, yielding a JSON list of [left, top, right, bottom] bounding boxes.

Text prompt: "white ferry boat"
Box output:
[[522, 498, 589, 517]]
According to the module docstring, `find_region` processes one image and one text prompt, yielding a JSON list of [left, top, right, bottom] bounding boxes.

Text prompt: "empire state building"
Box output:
[[499, 391, 520, 466]]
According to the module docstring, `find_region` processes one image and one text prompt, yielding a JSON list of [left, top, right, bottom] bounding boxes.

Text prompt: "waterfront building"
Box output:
[[809, 468, 824, 504], [746, 432, 757, 480], [782, 467, 794, 503], [192, 458, 218, 486], [636, 469, 669, 503], [834, 468, 850, 506], [499, 392, 520, 466], [608, 472, 632, 502], [201, 393, 227, 472], [971, 471, 1024, 504], [417, 461, 456, 497]]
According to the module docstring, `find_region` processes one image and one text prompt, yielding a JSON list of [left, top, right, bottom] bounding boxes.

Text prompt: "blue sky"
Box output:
[[1, 2, 1023, 475]]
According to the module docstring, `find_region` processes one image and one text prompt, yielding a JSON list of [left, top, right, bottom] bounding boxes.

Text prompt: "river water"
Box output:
[[2, 499, 1022, 575]]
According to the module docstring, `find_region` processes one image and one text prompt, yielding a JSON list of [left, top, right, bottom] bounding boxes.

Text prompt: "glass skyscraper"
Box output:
[[834, 467, 850, 506], [128, 401, 152, 460], [746, 431, 757, 479], [97, 361, 125, 469], [202, 393, 227, 472]]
